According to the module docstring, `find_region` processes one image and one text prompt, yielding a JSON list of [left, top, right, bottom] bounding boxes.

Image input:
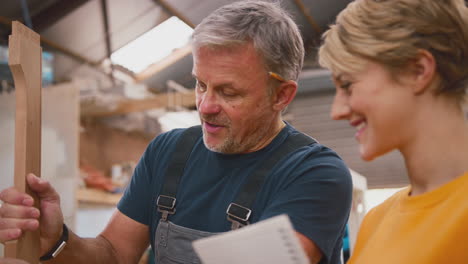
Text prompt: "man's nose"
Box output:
[[197, 90, 221, 115], [330, 92, 351, 120]]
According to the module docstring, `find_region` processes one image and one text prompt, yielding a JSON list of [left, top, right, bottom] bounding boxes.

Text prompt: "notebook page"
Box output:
[[192, 214, 309, 264]]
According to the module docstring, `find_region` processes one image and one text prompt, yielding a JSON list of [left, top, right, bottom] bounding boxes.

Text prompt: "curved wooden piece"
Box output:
[[4, 21, 42, 263]]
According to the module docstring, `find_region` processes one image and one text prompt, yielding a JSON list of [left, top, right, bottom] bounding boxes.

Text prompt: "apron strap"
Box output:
[[156, 125, 317, 228], [226, 132, 317, 230], [157, 125, 202, 220]]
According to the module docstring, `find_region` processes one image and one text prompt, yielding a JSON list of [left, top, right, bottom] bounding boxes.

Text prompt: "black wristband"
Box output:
[[40, 224, 69, 261]]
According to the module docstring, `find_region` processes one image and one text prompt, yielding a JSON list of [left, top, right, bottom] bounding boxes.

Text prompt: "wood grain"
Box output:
[[4, 21, 42, 263]]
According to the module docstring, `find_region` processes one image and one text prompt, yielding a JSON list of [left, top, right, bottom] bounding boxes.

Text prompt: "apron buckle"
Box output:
[[226, 203, 251, 230], [157, 195, 177, 221]]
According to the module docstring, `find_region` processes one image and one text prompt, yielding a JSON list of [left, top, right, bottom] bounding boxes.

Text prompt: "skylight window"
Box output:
[[111, 16, 193, 73]]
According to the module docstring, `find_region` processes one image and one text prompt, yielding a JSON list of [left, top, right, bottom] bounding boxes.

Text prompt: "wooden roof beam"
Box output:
[[135, 44, 192, 82], [0, 16, 100, 67], [292, 0, 322, 34], [81, 90, 196, 118], [153, 0, 195, 28], [1, 16, 135, 83], [32, 0, 91, 32]]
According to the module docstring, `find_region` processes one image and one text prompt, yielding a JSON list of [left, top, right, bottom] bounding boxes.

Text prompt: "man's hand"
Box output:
[[0, 258, 30, 264], [0, 173, 64, 256], [296, 231, 323, 264]]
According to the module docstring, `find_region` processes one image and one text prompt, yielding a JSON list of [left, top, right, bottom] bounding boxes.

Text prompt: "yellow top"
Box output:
[[349, 172, 468, 264]]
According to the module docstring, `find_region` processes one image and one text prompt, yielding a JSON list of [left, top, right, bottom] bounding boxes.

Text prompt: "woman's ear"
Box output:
[[410, 49, 437, 95], [271, 80, 297, 111]]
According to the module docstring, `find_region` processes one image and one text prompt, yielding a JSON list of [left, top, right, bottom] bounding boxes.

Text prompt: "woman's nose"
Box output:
[[330, 92, 351, 120]]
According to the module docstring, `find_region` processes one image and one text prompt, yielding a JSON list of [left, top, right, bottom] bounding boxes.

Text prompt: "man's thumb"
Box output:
[[26, 174, 59, 201]]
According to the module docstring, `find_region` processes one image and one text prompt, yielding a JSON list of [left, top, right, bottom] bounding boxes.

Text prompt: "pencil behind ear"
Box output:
[[271, 80, 297, 112]]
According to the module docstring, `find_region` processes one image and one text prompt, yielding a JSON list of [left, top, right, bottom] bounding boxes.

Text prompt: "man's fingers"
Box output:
[[0, 258, 30, 264], [0, 188, 33, 206], [0, 218, 39, 232], [0, 174, 59, 206], [0, 203, 40, 219], [0, 228, 22, 243]]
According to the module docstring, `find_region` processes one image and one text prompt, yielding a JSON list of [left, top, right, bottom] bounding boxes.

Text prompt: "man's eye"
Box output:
[[222, 90, 237, 97], [196, 81, 207, 92]]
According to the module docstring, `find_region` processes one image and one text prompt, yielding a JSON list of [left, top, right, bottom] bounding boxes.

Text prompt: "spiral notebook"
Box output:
[[192, 214, 309, 264]]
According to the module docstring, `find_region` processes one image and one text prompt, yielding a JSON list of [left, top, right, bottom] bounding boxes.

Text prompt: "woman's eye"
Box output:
[[340, 82, 351, 89], [340, 82, 353, 94]]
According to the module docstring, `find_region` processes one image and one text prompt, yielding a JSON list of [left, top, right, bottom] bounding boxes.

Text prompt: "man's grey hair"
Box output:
[[192, 0, 304, 81]]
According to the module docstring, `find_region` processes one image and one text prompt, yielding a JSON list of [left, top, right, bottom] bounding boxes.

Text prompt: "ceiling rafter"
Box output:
[[154, 0, 195, 28], [0, 16, 99, 67], [292, 0, 322, 35], [1, 16, 132, 88], [32, 0, 91, 32], [136, 44, 192, 82], [100, 0, 115, 83], [1, 15, 136, 83]]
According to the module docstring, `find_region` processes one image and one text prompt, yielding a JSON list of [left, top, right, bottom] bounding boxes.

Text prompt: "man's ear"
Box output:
[[410, 49, 437, 95], [272, 80, 297, 111]]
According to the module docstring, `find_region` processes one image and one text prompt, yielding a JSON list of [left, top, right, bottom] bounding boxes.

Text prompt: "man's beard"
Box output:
[[200, 113, 273, 154], [204, 133, 238, 153]]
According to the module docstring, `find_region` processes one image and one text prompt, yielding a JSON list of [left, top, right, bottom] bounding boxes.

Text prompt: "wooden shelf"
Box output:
[[76, 188, 122, 206]]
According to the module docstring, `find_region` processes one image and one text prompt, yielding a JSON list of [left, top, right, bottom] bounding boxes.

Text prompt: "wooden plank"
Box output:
[[76, 188, 122, 206], [135, 44, 192, 81], [81, 90, 196, 117], [292, 0, 322, 34], [155, 0, 195, 28], [4, 21, 42, 263]]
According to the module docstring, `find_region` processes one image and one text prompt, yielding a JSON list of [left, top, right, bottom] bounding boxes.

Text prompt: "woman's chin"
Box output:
[[359, 142, 395, 162], [359, 144, 378, 162]]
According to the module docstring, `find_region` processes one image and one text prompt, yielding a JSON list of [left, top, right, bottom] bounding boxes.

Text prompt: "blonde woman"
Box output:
[[319, 0, 468, 263]]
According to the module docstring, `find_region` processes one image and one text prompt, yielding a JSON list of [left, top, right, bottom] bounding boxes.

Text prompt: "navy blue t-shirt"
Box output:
[[118, 123, 352, 264]]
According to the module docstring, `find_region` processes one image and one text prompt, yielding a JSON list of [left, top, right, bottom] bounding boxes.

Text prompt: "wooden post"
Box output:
[[4, 21, 42, 263]]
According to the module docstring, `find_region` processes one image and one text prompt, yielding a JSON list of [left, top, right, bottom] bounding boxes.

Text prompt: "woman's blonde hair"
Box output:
[[319, 0, 468, 103]]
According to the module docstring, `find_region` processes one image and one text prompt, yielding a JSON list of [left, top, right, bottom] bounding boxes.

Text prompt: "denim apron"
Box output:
[[154, 219, 215, 264]]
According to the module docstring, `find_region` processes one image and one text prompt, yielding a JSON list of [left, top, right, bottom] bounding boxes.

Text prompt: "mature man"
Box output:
[[0, 1, 352, 264]]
